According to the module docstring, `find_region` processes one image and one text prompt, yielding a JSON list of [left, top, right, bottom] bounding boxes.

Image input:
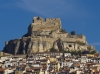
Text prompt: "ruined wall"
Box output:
[[28, 17, 62, 36]]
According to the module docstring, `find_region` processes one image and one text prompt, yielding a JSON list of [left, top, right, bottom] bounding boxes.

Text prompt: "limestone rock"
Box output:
[[3, 17, 96, 54]]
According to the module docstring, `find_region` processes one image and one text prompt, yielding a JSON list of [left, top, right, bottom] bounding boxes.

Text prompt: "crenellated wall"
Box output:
[[28, 17, 62, 36]]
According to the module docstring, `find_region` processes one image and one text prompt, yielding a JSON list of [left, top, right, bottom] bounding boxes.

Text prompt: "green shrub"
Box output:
[[90, 50, 96, 54], [50, 48, 58, 52], [60, 29, 67, 33]]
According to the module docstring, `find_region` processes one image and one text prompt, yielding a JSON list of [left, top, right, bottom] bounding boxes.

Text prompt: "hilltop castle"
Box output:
[[3, 17, 95, 54]]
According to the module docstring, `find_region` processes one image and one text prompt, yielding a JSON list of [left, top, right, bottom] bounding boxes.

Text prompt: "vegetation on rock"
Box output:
[[50, 48, 58, 52], [90, 50, 97, 54], [60, 29, 67, 33]]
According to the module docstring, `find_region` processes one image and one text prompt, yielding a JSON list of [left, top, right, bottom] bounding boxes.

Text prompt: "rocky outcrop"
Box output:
[[3, 17, 96, 54]]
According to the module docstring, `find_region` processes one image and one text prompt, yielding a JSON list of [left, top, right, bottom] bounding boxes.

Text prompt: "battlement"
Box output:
[[28, 17, 62, 36], [77, 34, 86, 39], [46, 18, 60, 22], [33, 17, 61, 23], [33, 17, 44, 23], [28, 17, 86, 40], [67, 34, 86, 40]]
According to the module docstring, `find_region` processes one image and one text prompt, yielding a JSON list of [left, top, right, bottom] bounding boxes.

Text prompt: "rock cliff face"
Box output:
[[3, 17, 96, 54]]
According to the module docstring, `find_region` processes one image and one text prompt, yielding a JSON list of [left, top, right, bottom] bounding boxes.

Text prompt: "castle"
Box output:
[[3, 17, 95, 54]]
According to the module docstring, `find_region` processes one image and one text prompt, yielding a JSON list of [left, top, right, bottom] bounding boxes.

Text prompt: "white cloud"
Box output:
[[13, 0, 88, 17], [14, 0, 70, 17], [0, 0, 90, 19], [90, 43, 100, 46]]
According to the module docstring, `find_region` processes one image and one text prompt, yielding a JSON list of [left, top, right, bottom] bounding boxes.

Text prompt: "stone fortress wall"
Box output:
[[3, 17, 95, 54], [28, 17, 61, 36], [28, 17, 86, 42], [29, 17, 87, 51]]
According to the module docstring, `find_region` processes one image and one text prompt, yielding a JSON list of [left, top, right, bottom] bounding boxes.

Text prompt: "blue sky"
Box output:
[[0, 0, 100, 52]]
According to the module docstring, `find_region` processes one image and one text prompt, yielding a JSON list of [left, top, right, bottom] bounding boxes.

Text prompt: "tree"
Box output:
[[71, 31, 76, 35], [77, 50, 82, 56], [50, 47, 58, 52], [90, 50, 96, 54], [60, 29, 67, 33], [71, 51, 76, 55], [70, 50, 82, 56]]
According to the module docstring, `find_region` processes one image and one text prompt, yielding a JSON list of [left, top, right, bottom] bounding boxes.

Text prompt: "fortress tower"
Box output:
[[28, 17, 62, 37]]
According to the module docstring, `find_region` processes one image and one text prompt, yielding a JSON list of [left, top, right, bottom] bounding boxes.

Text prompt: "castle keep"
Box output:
[[3, 17, 95, 54]]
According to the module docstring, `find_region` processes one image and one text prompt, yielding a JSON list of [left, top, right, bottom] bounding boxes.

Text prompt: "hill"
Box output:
[[3, 17, 97, 54]]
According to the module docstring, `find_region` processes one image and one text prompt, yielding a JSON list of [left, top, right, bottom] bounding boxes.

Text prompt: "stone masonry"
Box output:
[[3, 17, 95, 54]]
